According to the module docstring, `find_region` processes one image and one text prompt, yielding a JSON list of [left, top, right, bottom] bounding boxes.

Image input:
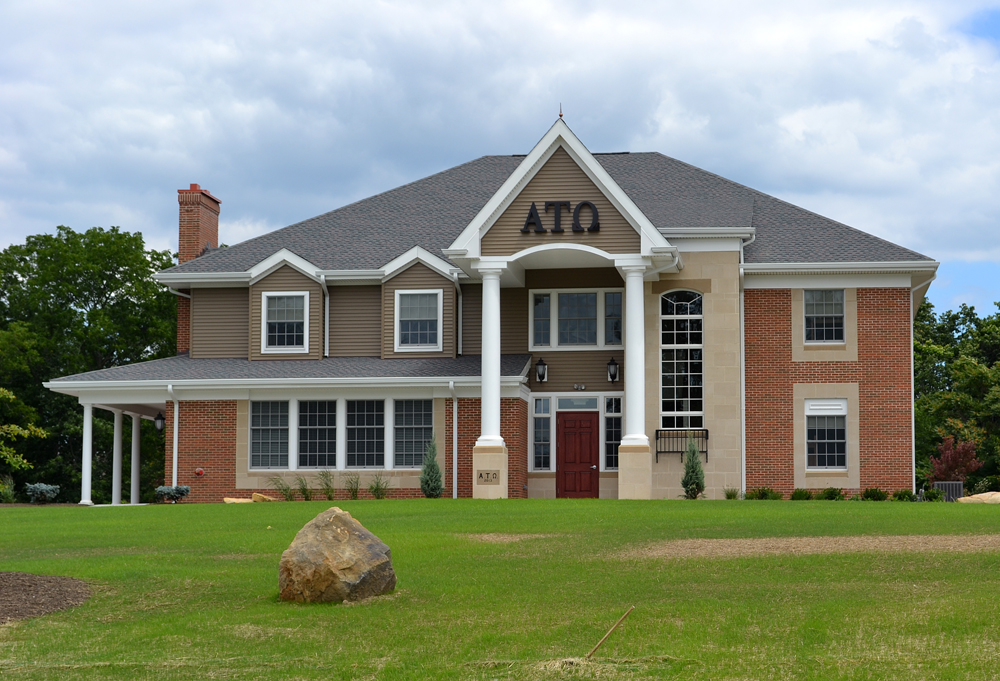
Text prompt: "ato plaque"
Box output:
[[476, 470, 500, 485]]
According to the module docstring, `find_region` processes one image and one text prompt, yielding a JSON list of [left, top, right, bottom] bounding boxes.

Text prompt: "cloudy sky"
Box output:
[[1, 0, 998, 314]]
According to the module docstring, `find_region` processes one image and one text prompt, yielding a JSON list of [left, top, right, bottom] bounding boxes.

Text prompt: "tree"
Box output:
[[681, 438, 705, 499], [0, 388, 46, 470], [928, 436, 982, 483], [420, 440, 443, 498], [0, 226, 175, 502]]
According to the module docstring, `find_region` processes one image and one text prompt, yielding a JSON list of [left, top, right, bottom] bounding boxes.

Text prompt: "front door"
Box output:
[[556, 411, 600, 498]]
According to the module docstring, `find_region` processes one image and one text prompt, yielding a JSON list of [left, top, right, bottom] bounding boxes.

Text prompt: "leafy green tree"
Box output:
[[0, 388, 46, 470], [0, 226, 175, 502], [681, 438, 705, 499], [420, 440, 443, 499]]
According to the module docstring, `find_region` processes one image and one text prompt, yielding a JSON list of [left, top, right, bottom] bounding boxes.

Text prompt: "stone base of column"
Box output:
[[617, 443, 653, 499], [78, 500, 94, 506], [472, 445, 508, 499]]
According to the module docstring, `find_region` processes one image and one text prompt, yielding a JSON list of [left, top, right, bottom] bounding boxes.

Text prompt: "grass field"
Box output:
[[1, 499, 999, 680]]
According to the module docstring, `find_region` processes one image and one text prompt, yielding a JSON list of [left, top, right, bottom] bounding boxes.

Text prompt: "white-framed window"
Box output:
[[261, 291, 309, 354], [604, 397, 622, 470], [660, 290, 704, 429], [529, 392, 624, 472], [804, 290, 845, 343], [529, 289, 624, 351], [805, 399, 847, 470], [394, 289, 443, 352], [298, 401, 336, 468], [532, 398, 552, 470], [250, 401, 289, 469], [346, 400, 385, 468], [394, 400, 434, 467]]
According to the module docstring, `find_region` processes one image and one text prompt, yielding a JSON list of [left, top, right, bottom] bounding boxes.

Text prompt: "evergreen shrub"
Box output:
[[420, 440, 443, 498], [861, 487, 888, 501], [891, 489, 915, 502], [154, 485, 190, 503], [25, 482, 60, 504], [790, 488, 813, 500], [819, 487, 845, 501], [746, 487, 782, 500], [680, 439, 705, 499]]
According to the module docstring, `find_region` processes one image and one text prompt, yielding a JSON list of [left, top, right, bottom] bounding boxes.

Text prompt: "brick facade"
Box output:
[[745, 288, 913, 497], [176, 292, 190, 354]]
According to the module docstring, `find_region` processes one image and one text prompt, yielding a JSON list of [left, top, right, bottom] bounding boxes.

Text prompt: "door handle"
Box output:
[[591, 465, 597, 470]]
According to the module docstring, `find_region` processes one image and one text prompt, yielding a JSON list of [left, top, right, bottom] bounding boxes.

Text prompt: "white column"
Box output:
[[80, 404, 94, 505], [385, 399, 394, 470], [336, 397, 347, 470], [622, 267, 649, 446], [171, 395, 179, 487], [477, 269, 504, 446], [111, 409, 123, 505], [130, 415, 141, 504], [287, 400, 298, 471]]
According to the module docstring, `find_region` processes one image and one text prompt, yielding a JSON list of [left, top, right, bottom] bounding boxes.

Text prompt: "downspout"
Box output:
[[453, 273, 463, 356], [167, 384, 179, 487], [450, 380, 458, 499], [909, 273, 935, 494], [321, 274, 329, 357], [167, 288, 191, 299], [738, 232, 755, 495]]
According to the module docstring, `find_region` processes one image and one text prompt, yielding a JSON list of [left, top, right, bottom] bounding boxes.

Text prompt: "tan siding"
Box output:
[[500, 288, 528, 354], [249, 266, 323, 360], [189, 288, 249, 358], [526, 351, 624, 393], [525, 268, 623, 289], [461, 284, 482, 355], [382, 263, 456, 358], [330, 285, 381, 356], [481, 147, 641, 256]]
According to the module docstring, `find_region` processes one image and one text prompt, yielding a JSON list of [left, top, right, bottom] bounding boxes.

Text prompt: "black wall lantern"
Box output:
[[535, 358, 548, 383], [153, 412, 165, 432], [607, 357, 620, 383]]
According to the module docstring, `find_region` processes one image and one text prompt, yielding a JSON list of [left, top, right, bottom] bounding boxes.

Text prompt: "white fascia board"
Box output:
[[380, 246, 460, 282], [154, 271, 251, 288], [741, 260, 939, 275], [658, 227, 755, 239], [248, 249, 323, 285], [447, 118, 672, 258], [318, 270, 383, 281], [744, 273, 913, 289]]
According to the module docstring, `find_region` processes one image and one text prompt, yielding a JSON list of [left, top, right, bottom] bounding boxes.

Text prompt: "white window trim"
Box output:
[[803, 289, 846, 345], [528, 288, 625, 352], [529, 391, 625, 473], [261, 291, 310, 355], [294, 399, 339, 470], [394, 289, 444, 353], [248, 400, 291, 471], [659, 290, 705, 429], [804, 398, 848, 471]]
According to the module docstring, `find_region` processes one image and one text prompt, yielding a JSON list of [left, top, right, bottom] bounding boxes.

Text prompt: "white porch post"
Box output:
[[617, 266, 653, 499], [473, 268, 508, 498], [111, 409, 123, 505], [130, 414, 141, 505], [80, 404, 93, 505]]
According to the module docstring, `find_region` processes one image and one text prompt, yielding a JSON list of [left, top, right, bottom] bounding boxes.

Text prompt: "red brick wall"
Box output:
[[745, 288, 913, 497], [176, 292, 190, 354], [451, 397, 528, 498]]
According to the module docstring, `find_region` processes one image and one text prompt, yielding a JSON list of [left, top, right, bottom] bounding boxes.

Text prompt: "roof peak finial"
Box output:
[[559, 103, 563, 119]]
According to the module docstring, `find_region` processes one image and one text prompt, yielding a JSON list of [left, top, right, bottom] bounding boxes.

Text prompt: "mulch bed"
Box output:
[[0, 572, 90, 624]]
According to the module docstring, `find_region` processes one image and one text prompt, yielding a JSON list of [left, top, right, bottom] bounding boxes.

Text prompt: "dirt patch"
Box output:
[[0, 572, 89, 624], [464, 533, 559, 544], [626, 534, 1000, 560]]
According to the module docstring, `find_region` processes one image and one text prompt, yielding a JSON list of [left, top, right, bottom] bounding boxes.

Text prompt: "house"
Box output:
[[45, 119, 938, 503]]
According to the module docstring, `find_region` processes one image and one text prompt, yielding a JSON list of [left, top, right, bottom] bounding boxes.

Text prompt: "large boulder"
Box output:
[[278, 507, 396, 603]]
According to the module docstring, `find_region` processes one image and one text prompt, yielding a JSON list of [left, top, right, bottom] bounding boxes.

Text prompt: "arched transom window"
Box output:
[[660, 291, 704, 429]]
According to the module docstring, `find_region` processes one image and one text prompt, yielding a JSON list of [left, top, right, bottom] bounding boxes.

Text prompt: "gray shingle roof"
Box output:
[[50, 354, 532, 383], [162, 150, 931, 275]]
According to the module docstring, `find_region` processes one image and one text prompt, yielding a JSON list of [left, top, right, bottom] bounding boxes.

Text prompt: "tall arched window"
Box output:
[[660, 291, 704, 429]]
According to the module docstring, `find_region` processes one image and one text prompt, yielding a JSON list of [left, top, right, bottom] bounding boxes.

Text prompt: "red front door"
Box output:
[[556, 411, 600, 498]]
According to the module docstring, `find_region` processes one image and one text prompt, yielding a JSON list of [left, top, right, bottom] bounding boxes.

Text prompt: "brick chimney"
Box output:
[[176, 184, 221, 354], [177, 183, 221, 264]]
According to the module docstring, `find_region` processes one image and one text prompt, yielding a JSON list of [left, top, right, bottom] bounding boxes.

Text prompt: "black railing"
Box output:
[[655, 429, 709, 463]]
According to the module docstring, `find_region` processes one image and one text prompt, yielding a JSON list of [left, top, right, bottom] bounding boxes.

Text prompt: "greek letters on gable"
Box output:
[[545, 201, 571, 233], [572, 201, 600, 232], [521, 202, 545, 233]]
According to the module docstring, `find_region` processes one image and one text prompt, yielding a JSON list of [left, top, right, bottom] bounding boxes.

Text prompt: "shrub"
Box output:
[[316, 470, 337, 501], [0, 475, 16, 503], [819, 487, 845, 501], [928, 436, 982, 483], [891, 489, 915, 502], [723, 486, 741, 500], [368, 472, 390, 500], [971, 476, 1000, 494], [25, 482, 60, 504], [790, 488, 813, 501], [344, 473, 360, 500], [420, 440, 443, 499], [681, 439, 705, 500], [154, 485, 190, 503], [294, 476, 313, 501], [861, 487, 888, 501], [268, 477, 295, 501], [922, 487, 946, 502], [746, 487, 782, 500]]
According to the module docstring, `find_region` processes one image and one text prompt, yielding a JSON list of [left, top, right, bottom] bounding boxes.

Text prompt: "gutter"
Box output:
[[167, 288, 191, 299], [742, 260, 939, 275], [449, 380, 458, 499], [738, 232, 753, 494], [321, 274, 329, 358], [908, 272, 936, 494]]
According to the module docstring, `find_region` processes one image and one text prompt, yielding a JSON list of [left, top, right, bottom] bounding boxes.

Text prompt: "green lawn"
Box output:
[[1, 499, 999, 680]]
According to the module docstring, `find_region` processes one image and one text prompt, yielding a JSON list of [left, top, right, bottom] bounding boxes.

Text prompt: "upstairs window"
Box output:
[[529, 288, 624, 350], [262, 292, 308, 353], [559, 293, 598, 345], [396, 290, 443, 352], [660, 290, 704, 429], [804, 290, 844, 343], [533, 294, 551, 346]]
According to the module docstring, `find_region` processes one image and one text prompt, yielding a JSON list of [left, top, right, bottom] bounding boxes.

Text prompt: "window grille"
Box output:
[[533, 398, 551, 470], [605, 292, 622, 345], [298, 401, 336, 468], [804, 290, 844, 342], [660, 290, 704, 430], [806, 415, 846, 468], [533, 294, 551, 346], [394, 400, 433, 467], [347, 400, 384, 467], [558, 292, 598, 345], [266, 296, 305, 348], [251, 401, 288, 468], [399, 293, 438, 346]]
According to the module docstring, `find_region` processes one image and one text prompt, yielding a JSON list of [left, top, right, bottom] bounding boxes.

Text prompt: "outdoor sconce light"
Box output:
[[153, 412, 165, 432], [607, 357, 620, 383], [535, 358, 548, 383]]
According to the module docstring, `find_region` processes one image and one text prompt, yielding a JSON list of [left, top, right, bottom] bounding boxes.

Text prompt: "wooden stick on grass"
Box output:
[[587, 605, 635, 659]]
